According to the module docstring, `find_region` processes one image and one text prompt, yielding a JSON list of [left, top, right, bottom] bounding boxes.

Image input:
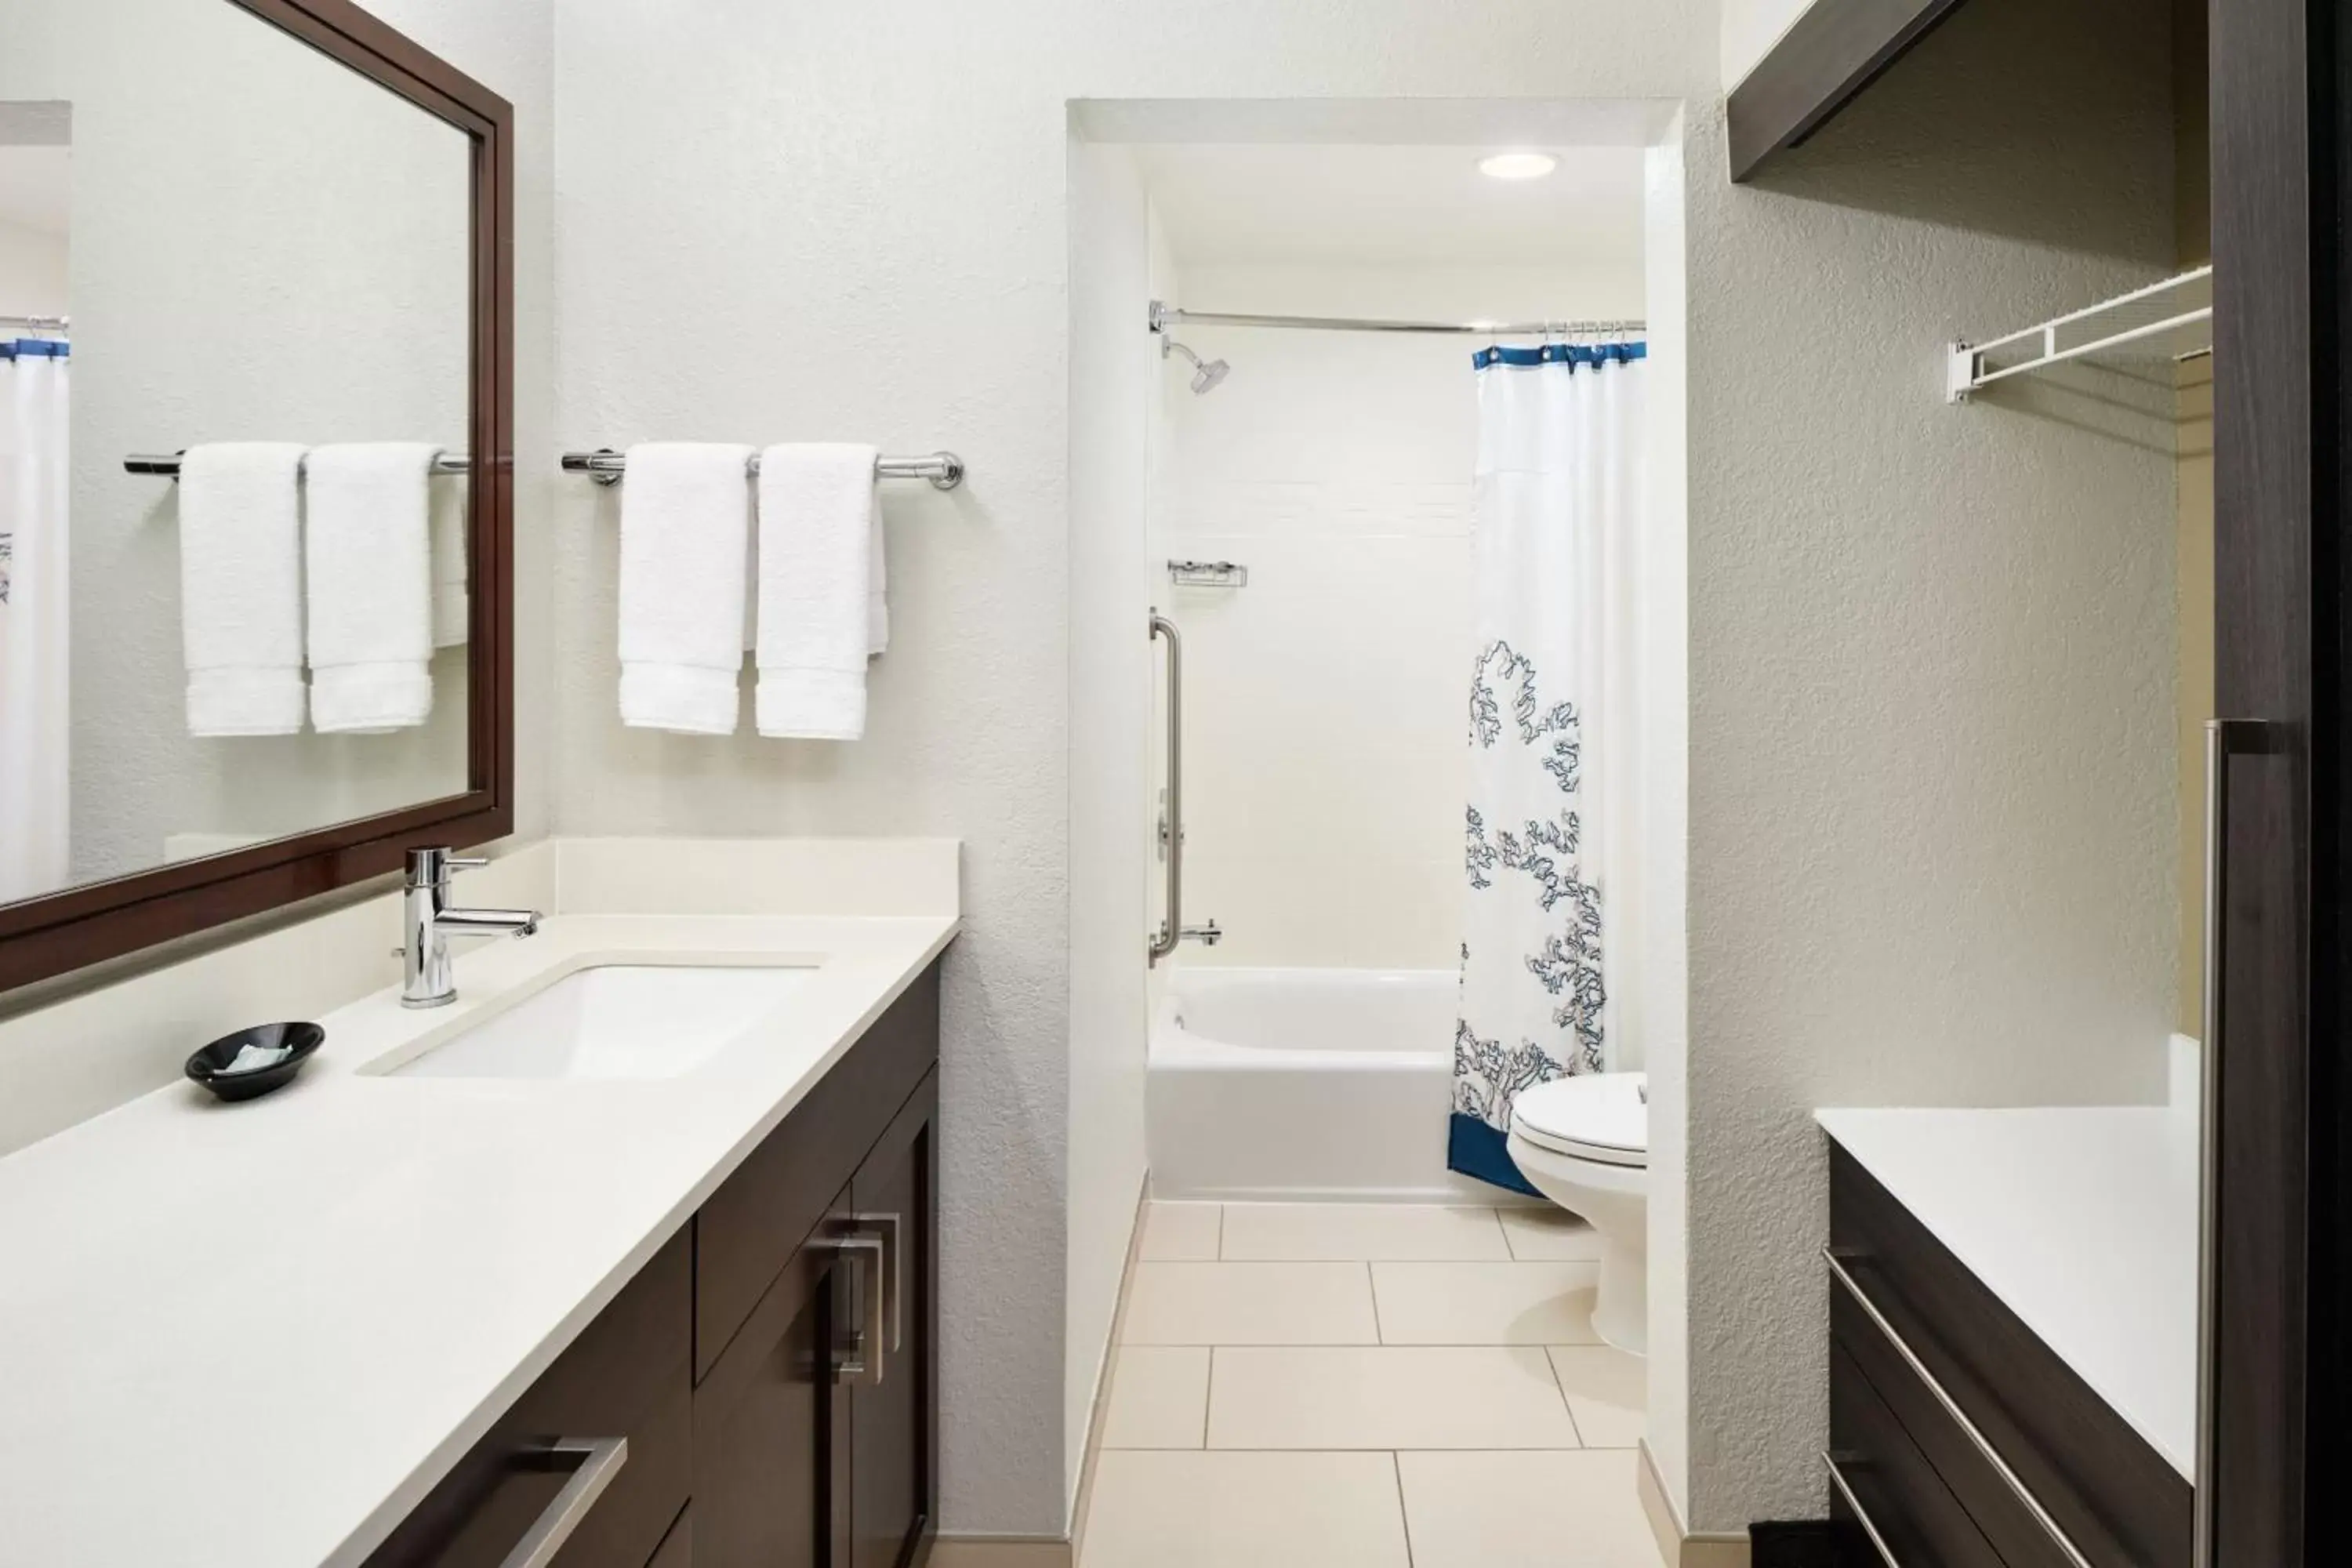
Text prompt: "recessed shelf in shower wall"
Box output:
[[1167, 559, 1249, 589]]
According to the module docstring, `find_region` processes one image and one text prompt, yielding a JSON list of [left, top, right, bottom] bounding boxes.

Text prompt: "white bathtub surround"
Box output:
[[1083, 1200, 1659, 1568], [1149, 966, 1520, 1203], [1816, 1107, 2198, 1478], [616, 441, 755, 734], [303, 442, 441, 732], [755, 441, 885, 740], [0, 844, 958, 1567], [0, 332, 70, 900], [1452, 340, 1648, 1192]]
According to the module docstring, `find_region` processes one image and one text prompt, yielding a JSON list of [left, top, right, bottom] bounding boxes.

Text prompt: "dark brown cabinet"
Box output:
[[364, 961, 942, 1568]]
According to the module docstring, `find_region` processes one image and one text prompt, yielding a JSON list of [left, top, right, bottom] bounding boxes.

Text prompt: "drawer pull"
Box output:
[[501, 1437, 628, 1568], [848, 1210, 905, 1353], [1821, 1450, 1904, 1568], [1824, 1247, 2092, 1568], [815, 1233, 888, 1385]]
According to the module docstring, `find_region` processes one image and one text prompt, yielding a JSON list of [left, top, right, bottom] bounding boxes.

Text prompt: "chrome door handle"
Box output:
[[1149, 612, 1183, 964], [1820, 1451, 1902, 1568], [499, 1437, 628, 1568], [1824, 1248, 2091, 1568], [848, 1211, 904, 1354], [815, 1233, 887, 1385]]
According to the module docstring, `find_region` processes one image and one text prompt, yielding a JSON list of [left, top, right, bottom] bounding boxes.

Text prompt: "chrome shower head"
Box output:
[[1162, 336, 1230, 394]]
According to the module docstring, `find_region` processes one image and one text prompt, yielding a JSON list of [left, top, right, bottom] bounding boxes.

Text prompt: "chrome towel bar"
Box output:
[[125, 452, 472, 478], [560, 448, 965, 491]]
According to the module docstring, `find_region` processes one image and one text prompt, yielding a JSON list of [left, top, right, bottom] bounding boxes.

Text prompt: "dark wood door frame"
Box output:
[[1726, 0, 1978, 180], [2209, 0, 2343, 1563], [0, 0, 515, 996]]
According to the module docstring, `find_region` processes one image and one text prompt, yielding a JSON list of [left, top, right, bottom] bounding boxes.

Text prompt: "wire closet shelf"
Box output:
[[1947, 265, 2212, 402]]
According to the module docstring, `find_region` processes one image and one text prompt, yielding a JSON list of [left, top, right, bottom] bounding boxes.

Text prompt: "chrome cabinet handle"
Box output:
[[1149, 612, 1182, 964], [499, 1437, 628, 1568], [848, 1211, 904, 1354], [1824, 1248, 2092, 1568], [1820, 1450, 1903, 1568], [815, 1234, 887, 1385]]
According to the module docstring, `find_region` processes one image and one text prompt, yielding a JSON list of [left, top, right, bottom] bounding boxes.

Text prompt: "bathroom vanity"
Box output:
[[0, 843, 959, 1568], [1817, 1110, 2196, 1568]]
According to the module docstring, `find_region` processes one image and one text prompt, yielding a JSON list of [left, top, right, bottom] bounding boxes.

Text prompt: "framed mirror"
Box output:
[[0, 0, 512, 993]]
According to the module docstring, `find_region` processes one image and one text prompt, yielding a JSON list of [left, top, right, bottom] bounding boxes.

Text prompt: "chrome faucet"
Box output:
[[401, 847, 541, 1009]]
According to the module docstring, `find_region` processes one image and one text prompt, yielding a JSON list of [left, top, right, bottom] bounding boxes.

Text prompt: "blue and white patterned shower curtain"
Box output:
[[1450, 340, 1645, 1193], [0, 336, 71, 904]]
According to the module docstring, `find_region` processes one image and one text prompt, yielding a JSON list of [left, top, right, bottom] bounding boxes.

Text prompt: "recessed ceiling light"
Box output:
[[1478, 151, 1558, 181]]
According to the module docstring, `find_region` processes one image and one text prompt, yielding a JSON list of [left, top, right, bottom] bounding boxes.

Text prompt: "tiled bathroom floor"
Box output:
[[1079, 1202, 1665, 1568]]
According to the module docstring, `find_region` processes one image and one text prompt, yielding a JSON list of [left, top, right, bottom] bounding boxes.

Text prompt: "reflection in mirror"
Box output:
[[0, 2, 473, 909]]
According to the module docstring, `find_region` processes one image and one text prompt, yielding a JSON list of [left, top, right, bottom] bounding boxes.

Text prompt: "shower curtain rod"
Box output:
[[2, 313, 69, 331], [1149, 300, 1643, 338]]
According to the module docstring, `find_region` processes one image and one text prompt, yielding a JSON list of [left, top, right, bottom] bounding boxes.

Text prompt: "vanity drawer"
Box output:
[[695, 964, 940, 1381], [363, 1227, 692, 1568], [1828, 1145, 2190, 1568], [1829, 1338, 2005, 1568]]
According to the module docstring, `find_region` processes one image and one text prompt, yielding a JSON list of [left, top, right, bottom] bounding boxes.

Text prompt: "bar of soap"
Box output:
[[223, 1041, 293, 1073]]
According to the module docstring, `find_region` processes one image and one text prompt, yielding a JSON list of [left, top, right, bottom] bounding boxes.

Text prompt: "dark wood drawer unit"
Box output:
[[1829, 1339, 2006, 1568], [365, 955, 945, 1568], [696, 967, 941, 1382], [1827, 1142, 2190, 1568], [363, 1228, 693, 1568]]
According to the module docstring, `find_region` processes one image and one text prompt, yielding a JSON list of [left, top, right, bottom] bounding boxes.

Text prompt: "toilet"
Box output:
[[1506, 1071, 1649, 1355]]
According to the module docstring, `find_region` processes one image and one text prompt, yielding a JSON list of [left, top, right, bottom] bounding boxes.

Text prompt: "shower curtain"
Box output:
[[1450, 339, 1645, 1193], [0, 337, 71, 905]]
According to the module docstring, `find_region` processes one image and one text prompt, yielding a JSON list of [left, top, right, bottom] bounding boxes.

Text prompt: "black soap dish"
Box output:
[[185, 1022, 325, 1102]]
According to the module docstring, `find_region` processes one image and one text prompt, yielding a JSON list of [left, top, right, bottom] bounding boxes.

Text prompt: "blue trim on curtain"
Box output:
[[1472, 340, 1644, 371], [1, 339, 71, 360], [1446, 1112, 1542, 1196]]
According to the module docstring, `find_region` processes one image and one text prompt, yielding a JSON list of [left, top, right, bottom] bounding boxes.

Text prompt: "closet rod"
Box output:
[[125, 452, 472, 478], [1149, 300, 1645, 338], [559, 448, 966, 491]]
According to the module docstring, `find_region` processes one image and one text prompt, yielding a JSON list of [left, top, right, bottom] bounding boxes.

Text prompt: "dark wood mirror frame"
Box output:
[[0, 0, 514, 996]]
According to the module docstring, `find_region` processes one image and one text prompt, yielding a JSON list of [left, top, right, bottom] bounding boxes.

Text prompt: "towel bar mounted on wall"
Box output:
[[558, 448, 966, 491], [125, 452, 474, 479]]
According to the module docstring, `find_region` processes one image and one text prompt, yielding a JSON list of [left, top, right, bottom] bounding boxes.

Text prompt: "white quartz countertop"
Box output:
[[1816, 1104, 2198, 1479], [0, 909, 956, 1567]]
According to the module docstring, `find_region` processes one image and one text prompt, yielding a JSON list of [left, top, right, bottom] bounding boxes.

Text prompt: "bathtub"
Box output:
[[1149, 967, 1514, 1203]]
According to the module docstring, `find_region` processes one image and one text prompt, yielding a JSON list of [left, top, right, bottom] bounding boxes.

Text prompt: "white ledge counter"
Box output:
[[0, 838, 957, 1568], [1816, 1102, 2199, 1479]]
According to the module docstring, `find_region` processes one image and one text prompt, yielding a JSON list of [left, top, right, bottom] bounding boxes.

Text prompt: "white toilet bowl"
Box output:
[[1507, 1071, 1648, 1355]]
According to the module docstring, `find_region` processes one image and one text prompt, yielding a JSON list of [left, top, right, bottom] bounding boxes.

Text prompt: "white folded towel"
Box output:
[[305, 443, 439, 731], [619, 442, 755, 734], [430, 467, 468, 648], [178, 442, 310, 736], [756, 443, 883, 739]]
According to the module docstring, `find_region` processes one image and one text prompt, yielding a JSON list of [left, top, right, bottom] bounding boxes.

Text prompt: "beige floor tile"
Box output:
[[1218, 1203, 1510, 1261], [1548, 1345, 1646, 1447], [1371, 1261, 1603, 1345], [1101, 1347, 1210, 1449], [1497, 1206, 1607, 1261], [1396, 1449, 1664, 1568], [1207, 1346, 1580, 1449], [1138, 1202, 1221, 1261], [1121, 1262, 1378, 1345], [1080, 1450, 1410, 1568]]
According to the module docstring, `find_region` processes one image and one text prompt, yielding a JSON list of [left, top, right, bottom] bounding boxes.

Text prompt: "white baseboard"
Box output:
[[1068, 1173, 1152, 1562], [1638, 1439, 1751, 1568], [931, 1535, 1074, 1567]]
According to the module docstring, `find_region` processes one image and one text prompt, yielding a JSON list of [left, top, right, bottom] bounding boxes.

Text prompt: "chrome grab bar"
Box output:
[[1823, 1247, 2092, 1568], [499, 1437, 629, 1568], [1149, 612, 1182, 964], [815, 1233, 888, 1385], [1820, 1451, 1902, 1568]]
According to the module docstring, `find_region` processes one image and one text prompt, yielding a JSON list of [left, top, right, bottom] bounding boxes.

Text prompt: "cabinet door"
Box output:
[[694, 1196, 851, 1568], [844, 1071, 938, 1568]]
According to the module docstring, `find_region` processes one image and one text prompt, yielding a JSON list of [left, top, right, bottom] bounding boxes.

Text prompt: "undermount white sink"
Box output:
[[388, 964, 818, 1080]]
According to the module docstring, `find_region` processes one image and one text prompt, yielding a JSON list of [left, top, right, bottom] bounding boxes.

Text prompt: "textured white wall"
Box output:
[[1679, 0, 2177, 1528], [0, 217, 66, 316], [1719, 0, 1817, 87], [1152, 261, 1645, 974], [548, 2, 1715, 1537]]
